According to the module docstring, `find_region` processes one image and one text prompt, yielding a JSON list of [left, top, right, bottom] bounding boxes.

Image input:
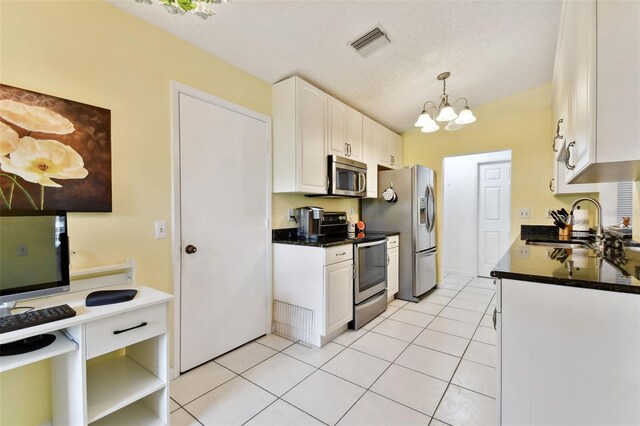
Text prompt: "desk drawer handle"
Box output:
[[113, 322, 148, 335]]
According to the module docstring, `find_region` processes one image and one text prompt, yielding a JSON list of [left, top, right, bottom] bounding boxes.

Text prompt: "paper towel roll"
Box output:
[[573, 209, 590, 231]]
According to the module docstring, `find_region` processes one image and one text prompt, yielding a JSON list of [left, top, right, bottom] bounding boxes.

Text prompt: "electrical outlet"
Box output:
[[154, 221, 167, 239], [546, 209, 552, 219], [518, 246, 530, 257], [519, 208, 531, 219], [288, 208, 295, 221]]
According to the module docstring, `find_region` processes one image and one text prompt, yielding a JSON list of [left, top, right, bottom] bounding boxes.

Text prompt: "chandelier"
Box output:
[[414, 72, 476, 133], [134, 0, 230, 20]]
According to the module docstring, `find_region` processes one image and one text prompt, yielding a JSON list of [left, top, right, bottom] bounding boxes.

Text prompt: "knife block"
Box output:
[[558, 224, 572, 239]]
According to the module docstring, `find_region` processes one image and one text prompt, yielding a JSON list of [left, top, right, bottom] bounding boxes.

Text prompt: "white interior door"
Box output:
[[178, 92, 270, 372], [478, 161, 511, 277]]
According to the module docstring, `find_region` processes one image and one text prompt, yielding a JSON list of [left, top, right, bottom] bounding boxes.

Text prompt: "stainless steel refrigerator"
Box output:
[[362, 165, 436, 302]]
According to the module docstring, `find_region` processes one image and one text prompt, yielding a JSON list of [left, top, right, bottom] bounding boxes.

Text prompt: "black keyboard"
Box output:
[[0, 304, 76, 333]]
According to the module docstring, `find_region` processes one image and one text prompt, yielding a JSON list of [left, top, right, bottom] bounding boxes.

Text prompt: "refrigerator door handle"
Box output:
[[427, 185, 436, 233]]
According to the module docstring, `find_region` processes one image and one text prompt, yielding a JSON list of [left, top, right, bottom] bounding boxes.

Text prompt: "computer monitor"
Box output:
[[0, 210, 70, 318]]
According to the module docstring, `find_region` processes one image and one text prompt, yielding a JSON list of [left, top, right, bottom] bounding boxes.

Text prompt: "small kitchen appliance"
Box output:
[[294, 206, 324, 241]]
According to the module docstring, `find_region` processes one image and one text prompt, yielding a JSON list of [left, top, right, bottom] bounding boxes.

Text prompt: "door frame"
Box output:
[[442, 150, 511, 277], [170, 81, 272, 379]]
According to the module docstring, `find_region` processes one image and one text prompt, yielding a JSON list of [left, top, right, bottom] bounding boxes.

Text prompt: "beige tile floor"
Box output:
[[170, 273, 497, 426]]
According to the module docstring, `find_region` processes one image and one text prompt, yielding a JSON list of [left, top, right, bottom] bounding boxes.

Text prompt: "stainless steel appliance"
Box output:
[[362, 165, 437, 302], [319, 211, 348, 238], [328, 155, 367, 197], [294, 206, 324, 241], [350, 236, 388, 330]]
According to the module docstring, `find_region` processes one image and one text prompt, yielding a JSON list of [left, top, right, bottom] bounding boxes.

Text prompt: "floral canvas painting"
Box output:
[[0, 85, 111, 212]]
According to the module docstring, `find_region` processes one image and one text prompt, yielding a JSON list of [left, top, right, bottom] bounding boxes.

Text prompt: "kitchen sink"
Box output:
[[526, 240, 589, 249]]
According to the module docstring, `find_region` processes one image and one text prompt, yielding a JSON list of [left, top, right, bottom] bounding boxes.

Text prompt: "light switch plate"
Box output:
[[155, 221, 167, 239]]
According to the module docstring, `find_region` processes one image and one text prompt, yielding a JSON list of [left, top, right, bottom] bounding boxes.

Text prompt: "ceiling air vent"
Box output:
[[349, 26, 392, 58]]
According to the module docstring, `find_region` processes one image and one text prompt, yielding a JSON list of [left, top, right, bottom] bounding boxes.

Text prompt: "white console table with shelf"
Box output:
[[0, 262, 172, 426]]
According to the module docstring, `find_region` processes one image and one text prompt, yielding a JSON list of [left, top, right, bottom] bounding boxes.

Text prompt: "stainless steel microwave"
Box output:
[[328, 155, 367, 197]]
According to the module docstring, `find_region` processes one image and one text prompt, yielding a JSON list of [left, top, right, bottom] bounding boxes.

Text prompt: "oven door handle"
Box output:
[[355, 239, 387, 249]]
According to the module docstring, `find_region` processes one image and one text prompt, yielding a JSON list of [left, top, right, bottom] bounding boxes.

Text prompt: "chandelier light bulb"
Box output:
[[436, 104, 457, 122], [455, 106, 476, 125], [414, 111, 431, 127], [445, 120, 464, 131], [421, 120, 440, 133]]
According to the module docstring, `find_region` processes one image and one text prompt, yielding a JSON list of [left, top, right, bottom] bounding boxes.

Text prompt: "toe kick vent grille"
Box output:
[[350, 26, 392, 57]]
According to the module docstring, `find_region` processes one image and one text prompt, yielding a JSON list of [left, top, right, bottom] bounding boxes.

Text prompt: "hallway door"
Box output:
[[478, 161, 511, 277], [176, 88, 271, 372]]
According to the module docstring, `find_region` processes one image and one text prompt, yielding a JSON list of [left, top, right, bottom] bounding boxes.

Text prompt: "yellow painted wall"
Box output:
[[272, 194, 359, 229], [0, 1, 270, 424], [403, 84, 598, 277]]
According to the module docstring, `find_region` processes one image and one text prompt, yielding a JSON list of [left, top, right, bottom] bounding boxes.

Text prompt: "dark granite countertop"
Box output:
[[491, 227, 640, 295], [272, 228, 399, 248]]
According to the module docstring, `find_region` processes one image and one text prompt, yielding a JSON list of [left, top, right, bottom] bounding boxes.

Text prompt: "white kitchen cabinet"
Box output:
[[555, 0, 640, 184], [327, 96, 363, 161], [389, 132, 403, 169], [273, 76, 328, 194], [549, 96, 597, 194], [378, 125, 403, 169], [497, 278, 640, 425], [386, 235, 399, 301], [273, 243, 353, 346], [363, 116, 380, 198], [324, 260, 354, 334]]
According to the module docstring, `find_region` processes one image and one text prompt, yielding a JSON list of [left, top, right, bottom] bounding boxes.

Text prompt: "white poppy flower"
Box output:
[[0, 122, 19, 156], [0, 99, 75, 134], [0, 137, 88, 187]]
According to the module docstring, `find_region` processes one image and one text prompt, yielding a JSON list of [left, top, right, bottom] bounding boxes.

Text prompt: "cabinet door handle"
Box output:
[[352, 264, 356, 280], [336, 252, 346, 256], [564, 141, 575, 170], [492, 308, 497, 330], [553, 118, 564, 152], [390, 155, 394, 166], [348, 143, 352, 157], [113, 322, 148, 335], [549, 178, 554, 192], [387, 254, 390, 265], [344, 142, 349, 156]]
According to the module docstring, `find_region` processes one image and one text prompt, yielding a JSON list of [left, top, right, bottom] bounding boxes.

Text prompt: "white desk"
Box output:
[[0, 285, 172, 426]]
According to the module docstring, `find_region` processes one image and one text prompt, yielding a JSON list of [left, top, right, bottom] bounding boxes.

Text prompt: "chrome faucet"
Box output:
[[570, 197, 605, 253]]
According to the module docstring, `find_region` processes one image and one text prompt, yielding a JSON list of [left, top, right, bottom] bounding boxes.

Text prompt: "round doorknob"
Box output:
[[185, 244, 197, 254]]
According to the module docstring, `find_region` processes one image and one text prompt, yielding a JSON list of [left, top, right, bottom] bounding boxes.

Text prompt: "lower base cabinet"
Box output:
[[274, 243, 353, 347], [497, 278, 640, 425], [387, 236, 399, 301]]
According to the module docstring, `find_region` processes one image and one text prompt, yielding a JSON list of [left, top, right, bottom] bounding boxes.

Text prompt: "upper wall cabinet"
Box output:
[[273, 76, 403, 196], [377, 126, 403, 169], [327, 96, 363, 161], [363, 116, 380, 198], [273, 76, 328, 194], [390, 132, 403, 169], [555, 0, 640, 184]]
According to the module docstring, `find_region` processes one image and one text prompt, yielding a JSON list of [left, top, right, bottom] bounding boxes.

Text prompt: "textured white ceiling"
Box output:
[[107, 0, 561, 132]]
